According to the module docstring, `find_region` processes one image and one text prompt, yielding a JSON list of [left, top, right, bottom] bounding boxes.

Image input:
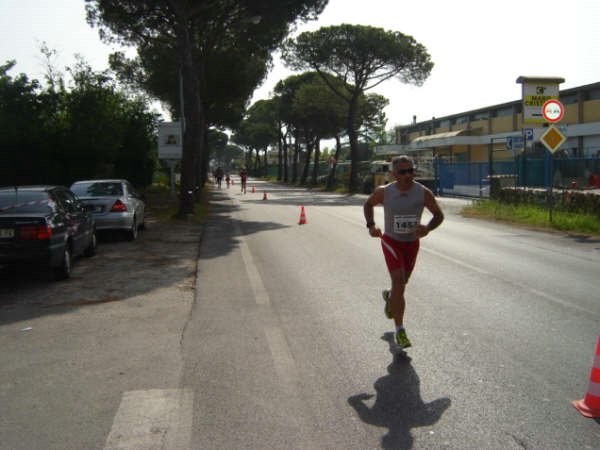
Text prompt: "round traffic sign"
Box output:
[[542, 99, 564, 123]]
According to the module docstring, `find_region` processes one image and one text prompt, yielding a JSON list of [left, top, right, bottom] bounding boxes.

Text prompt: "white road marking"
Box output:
[[421, 247, 490, 275], [423, 247, 594, 314], [263, 325, 321, 447], [527, 288, 594, 315], [264, 326, 298, 387], [104, 388, 193, 450], [238, 234, 271, 305], [313, 205, 594, 315]]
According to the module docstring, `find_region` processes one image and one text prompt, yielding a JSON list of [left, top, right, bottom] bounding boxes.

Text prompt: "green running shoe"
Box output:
[[395, 328, 412, 349], [381, 290, 392, 319]]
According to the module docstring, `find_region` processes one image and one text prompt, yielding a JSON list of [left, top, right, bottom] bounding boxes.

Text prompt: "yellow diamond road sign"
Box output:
[[540, 125, 566, 153]]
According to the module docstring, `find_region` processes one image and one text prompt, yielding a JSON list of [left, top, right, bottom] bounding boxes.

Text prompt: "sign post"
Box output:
[[158, 122, 182, 196], [516, 76, 565, 223], [539, 101, 567, 223]]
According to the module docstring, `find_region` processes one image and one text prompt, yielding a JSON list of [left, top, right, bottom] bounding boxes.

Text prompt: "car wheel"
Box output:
[[84, 229, 97, 257], [139, 210, 146, 230], [54, 246, 72, 280], [127, 216, 138, 241]]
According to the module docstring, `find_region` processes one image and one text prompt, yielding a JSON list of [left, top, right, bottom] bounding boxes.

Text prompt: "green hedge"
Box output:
[[498, 187, 600, 218]]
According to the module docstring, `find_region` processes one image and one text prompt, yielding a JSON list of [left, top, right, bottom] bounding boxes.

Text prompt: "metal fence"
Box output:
[[262, 156, 600, 198], [436, 157, 600, 198]]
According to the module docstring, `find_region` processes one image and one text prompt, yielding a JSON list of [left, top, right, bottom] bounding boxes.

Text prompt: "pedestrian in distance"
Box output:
[[225, 173, 231, 188], [239, 167, 248, 194], [215, 167, 224, 189], [363, 155, 444, 350]]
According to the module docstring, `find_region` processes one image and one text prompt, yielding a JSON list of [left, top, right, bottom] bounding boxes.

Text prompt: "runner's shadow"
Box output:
[[348, 333, 451, 449]]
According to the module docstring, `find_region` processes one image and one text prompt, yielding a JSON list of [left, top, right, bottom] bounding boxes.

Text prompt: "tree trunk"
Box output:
[[283, 131, 289, 183], [292, 132, 300, 183], [311, 137, 321, 185], [277, 123, 283, 181], [300, 133, 313, 185], [327, 134, 342, 189], [177, 25, 203, 216], [347, 95, 360, 193], [198, 123, 210, 196], [245, 151, 251, 172], [263, 146, 268, 176]]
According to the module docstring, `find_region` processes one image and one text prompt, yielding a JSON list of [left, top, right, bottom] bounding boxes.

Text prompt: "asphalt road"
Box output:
[[185, 179, 599, 449], [1, 178, 599, 449]]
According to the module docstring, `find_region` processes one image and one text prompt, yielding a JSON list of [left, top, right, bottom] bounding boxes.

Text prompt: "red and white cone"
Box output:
[[298, 206, 307, 225], [572, 335, 600, 418]]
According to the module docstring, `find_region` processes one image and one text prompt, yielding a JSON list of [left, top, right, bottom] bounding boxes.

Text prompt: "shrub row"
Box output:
[[498, 187, 600, 217]]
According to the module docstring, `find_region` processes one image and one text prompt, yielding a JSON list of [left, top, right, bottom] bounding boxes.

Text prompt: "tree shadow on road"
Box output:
[[564, 233, 600, 244], [348, 332, 451, 449], [197, 190, 291, 261]]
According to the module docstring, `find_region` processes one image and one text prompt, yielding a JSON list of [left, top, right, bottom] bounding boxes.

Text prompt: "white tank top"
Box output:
[[383, 182, 425, 242]]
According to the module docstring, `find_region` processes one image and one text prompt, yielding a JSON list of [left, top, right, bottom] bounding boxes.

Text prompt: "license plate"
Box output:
[[0, 228, 14, 238]]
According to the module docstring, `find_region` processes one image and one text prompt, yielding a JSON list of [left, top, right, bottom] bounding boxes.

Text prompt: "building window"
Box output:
[[470, 111, 489, 121], [439, 119, 450, 128], [495, 106, 513, 117], [560, 93, 578, 105], [588, 89, 600, 100], [455, 116, 469, 124]]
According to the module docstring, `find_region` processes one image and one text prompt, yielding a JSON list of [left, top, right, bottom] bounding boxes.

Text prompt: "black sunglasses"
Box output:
[[397, 168, 415, 175]]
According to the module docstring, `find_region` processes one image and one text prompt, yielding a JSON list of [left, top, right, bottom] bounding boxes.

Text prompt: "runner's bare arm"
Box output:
[[416, 188, 444, 238], [363, 186, 384, 237]]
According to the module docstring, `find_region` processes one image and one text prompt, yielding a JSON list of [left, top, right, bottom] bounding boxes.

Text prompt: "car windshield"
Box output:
[[0, 190, 52, 214], [71, 182, 123, 197]]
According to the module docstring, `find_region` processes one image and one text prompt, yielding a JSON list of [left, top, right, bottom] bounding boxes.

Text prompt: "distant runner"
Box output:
[[239, 167, 248, 194], [363, 155, 444, 350], [215, 167, 224, 189]]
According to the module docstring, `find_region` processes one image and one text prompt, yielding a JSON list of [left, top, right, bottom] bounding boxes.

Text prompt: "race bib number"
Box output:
[[393, 214, 418, 234]]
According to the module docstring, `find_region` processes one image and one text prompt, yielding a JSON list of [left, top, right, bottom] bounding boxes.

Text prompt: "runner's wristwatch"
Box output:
[[366, 221, 375, 228]]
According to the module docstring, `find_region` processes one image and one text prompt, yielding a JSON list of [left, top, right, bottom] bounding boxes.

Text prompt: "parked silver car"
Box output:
[[70, 179, 145, 240]]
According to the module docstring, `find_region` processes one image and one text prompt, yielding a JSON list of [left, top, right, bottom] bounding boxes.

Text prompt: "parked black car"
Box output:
[[0, 186, 97, 280]]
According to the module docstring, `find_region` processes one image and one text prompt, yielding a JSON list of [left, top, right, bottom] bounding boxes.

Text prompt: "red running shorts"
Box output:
[[380, 234, 420, 276]]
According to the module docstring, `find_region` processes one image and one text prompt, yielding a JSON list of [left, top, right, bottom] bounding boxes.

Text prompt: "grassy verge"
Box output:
[[143, 184, 208, 224], [462, 199, 600, 236]]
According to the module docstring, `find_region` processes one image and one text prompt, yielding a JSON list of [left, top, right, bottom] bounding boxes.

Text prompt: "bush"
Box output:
[[498, 187, 600, 218]]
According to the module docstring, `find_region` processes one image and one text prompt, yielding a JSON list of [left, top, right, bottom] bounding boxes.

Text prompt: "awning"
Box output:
[[412, 129, 467, 144]]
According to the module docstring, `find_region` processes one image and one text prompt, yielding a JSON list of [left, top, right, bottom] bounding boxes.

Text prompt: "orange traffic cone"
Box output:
[[298, 206, 307, 225], [572, 335, 600, 418], [252, 185, 255, 193], [262, 191, 268, 200]]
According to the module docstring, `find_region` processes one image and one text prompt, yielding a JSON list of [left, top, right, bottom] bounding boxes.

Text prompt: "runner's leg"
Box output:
[[389, 267, 407, 327]]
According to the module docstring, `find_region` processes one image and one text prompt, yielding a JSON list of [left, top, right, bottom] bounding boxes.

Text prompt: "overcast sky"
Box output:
[[2, 0, 599, 129]]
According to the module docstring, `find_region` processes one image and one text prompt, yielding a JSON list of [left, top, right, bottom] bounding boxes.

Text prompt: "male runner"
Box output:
[[363, 155, 444, 349]]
